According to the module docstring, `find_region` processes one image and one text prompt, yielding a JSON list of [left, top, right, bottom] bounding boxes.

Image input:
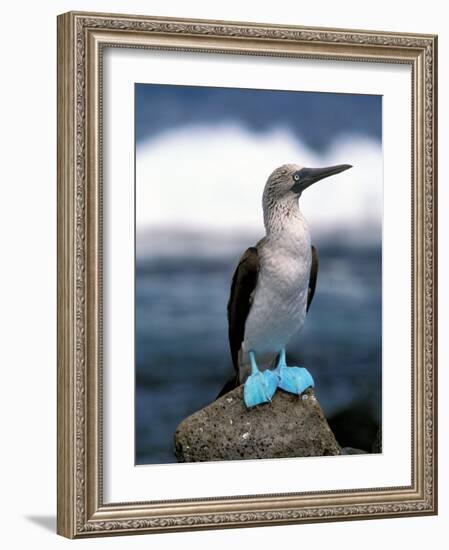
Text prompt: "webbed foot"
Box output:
[[274, 349, 314, 395], [243, 351, 278, 408]]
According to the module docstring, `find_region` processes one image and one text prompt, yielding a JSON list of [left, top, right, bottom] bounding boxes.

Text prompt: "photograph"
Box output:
[[135, 83, 383, 465]]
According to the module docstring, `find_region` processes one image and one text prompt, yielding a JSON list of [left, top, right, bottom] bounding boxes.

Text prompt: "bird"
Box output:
[[218, 162, 352, 408]]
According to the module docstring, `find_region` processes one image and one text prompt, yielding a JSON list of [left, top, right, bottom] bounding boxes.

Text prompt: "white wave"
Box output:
[[136, 123, 382, 240]]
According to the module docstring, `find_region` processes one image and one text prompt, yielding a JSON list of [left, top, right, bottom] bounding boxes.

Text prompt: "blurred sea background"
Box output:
[[135, 84, 382, 465]]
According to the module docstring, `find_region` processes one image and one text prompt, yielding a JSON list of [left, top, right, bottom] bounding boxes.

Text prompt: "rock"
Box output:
[[371, 427, 382, 453], [340, 447, 367, 455], [174, 386, 340, 462], [328, 403, 380, 452]]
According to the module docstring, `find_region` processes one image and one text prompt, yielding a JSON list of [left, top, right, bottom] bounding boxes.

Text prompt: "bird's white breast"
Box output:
[[243, 215, 312, 355]]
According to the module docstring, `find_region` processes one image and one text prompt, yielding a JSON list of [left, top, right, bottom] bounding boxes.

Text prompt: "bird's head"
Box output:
[[263, 162, 353, 203]]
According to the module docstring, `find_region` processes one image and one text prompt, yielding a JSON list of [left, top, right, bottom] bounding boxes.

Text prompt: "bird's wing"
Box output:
[[306, 245, 319, 312], [227, 246, 260, 373]]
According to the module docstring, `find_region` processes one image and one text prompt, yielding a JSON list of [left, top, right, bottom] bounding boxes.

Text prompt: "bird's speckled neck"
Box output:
[[263, 194, 305, 237]]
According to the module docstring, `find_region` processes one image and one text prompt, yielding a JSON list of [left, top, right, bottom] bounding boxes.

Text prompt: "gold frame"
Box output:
[[57, 11, 438, 538]]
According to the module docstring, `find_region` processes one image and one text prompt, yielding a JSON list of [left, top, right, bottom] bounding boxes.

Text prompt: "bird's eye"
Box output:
[[293, 174, 300, 181]]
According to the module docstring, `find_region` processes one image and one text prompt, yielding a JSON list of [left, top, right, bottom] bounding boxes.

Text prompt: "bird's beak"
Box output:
[[292, 164, 352, 193]]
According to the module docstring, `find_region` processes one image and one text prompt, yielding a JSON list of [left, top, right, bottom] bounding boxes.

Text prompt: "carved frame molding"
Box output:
[[57, 11, 437, 538]]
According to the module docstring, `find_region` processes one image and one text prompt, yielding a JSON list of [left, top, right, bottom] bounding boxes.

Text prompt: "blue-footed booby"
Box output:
[[219, 162, 352, 408]]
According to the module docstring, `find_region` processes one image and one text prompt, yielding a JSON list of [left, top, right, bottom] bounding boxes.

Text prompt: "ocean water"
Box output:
[[135, 232, 382, 464]]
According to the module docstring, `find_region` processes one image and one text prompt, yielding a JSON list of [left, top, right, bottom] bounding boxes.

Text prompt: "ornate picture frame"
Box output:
[[57, 11, 437, 538]]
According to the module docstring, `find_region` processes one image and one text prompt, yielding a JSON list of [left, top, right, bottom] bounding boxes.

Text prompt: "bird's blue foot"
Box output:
[[274, 349, 314, 395], [243, 351, 278, 408]]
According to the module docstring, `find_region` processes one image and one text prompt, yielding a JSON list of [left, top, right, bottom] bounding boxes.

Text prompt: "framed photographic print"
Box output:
[[57, 11, 438, 538]]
